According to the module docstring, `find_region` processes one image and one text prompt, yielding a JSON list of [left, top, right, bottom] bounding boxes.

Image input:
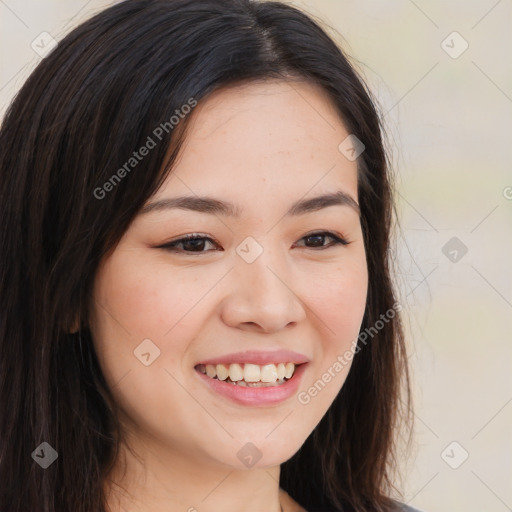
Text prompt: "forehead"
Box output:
[[186, 78, 346, 148], [151, 79, 359, 209]]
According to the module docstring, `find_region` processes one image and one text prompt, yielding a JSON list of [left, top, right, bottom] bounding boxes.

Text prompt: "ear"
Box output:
[[68, 314, 80, 334]]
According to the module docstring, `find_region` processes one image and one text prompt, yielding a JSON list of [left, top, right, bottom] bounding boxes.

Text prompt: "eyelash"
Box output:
[[158, 231, 350, 255]]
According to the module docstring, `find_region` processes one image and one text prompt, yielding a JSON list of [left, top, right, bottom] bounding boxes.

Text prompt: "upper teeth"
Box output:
[[198, 363, 296, 382]]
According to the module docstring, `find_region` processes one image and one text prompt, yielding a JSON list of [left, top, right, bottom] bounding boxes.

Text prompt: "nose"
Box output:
[[220, 248, 307, 334]]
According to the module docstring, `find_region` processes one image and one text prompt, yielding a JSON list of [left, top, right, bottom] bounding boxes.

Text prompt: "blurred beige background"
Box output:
[[1, 1, 511, 511]]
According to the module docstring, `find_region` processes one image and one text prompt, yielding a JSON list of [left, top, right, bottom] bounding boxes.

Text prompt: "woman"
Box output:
[[0, 1, 420, 511]]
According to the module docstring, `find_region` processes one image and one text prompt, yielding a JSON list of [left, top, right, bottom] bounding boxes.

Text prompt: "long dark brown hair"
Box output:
[[0, 1, 412, 511]]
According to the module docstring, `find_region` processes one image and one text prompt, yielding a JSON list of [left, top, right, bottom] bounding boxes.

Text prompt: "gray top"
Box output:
[[400, 504, 424, 512], [306, 499, 425, 511]]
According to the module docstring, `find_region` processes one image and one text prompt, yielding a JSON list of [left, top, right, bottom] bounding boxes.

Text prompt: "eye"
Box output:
[[294, 231, 350, 249], [158, 230, 350, 255], [159, 233, 221, 254]]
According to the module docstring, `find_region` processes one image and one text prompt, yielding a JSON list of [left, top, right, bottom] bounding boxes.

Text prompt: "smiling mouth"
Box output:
[[195, 362, 301, 387]]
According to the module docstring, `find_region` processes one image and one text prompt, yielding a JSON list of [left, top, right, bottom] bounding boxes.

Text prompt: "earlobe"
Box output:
[[68, 314, 80, 334]]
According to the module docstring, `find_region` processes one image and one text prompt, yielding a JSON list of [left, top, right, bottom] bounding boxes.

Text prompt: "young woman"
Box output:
[[0, 1, 420, 511]]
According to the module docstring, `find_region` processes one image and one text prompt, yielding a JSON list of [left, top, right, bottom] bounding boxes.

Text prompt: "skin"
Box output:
[[87, 79, 368, 512]]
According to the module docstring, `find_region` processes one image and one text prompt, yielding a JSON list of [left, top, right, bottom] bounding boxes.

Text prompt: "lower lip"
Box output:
[[194, 363, 308, 406]]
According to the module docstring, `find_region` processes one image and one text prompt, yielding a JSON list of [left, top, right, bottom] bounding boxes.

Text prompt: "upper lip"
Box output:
[[195, 350, 310, 367]]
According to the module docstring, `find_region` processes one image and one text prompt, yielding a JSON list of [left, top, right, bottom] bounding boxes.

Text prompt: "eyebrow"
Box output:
[[140, 189, 360, 217]]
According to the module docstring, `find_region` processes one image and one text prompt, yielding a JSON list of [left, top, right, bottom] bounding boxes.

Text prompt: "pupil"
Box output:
[[185, 239, 205, 251], [307, 235, 323, 247]]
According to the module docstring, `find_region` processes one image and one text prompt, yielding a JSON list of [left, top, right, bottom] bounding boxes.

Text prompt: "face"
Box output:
[[89, 79, 368, 471]]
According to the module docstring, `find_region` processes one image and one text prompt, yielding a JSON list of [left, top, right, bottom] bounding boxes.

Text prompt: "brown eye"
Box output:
[[158, 230, 350, 256], [160, 235, 220, 254], [295, 231, 350, 249]]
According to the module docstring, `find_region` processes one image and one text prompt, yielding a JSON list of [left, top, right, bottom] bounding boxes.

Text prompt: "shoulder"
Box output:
[[303, 502, 427, 512], [291, 495, 427, 512], [396, 503, 426, 512]]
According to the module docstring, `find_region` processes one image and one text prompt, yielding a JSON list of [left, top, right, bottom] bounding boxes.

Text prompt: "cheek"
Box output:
[[300, 257, 368, 348], [91, 250, 215, 344], [292, 258, 367, 422], [333, 269, 367, 340], [88, 253, 210, 437]]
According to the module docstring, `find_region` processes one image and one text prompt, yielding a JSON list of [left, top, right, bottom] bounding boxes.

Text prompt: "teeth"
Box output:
[[206, 365, 216, 378], [198, 362, 298, 383], [216, 364, 229, 381], [229, 363, 244, 382], [260, 364, 278, 383], [244, 363, 261, 382]]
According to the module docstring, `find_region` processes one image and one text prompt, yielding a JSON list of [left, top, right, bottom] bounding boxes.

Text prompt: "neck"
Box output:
[[103, 438, 284, 512]]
